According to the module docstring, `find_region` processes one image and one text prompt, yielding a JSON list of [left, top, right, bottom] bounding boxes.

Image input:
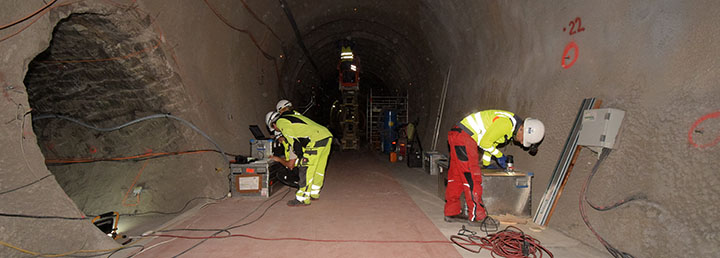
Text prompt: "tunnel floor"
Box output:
[[115, 151, 607, 257]]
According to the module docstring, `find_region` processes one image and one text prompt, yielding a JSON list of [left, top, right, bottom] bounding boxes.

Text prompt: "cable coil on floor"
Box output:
[[450, 225, 553, 258]]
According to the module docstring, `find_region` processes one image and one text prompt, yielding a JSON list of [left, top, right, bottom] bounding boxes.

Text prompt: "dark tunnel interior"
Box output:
[[279, 3, 440, 131], [5, 0, 720, 257]]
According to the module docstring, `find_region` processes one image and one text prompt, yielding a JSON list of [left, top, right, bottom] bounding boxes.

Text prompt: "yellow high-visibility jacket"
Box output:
[[456, 110, 519, 166], [275, 113, 332, 152]]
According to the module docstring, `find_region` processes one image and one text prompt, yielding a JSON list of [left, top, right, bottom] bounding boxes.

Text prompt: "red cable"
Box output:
[[203, 0, 281, 84], [45, 149, 218, 164], [0, 0, 83, 44], [149, 233, 450, 244], [39, 39, 160, 64], [0, 0, 57, 30], [451, 226, 553, 258], [239, 0, 282, 44]]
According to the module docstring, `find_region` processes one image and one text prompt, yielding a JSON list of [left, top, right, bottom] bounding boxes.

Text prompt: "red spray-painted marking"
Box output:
[[562, 41, 579, 69], [89, 146, 98, 154], [688, 111, 720, 148], [567, 17, 586, 35]]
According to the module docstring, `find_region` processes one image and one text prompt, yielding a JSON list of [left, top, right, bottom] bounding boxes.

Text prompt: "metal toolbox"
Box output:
[[230, 160, 280, 198], [481, 169, 533, 217], [423, 151, 446, 175], [437, 162, 533, 217]]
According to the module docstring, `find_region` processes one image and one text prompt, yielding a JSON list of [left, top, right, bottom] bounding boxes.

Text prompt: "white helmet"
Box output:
[[276, 100, 292, 112], [265, 111, 279, 129], [523, 118, 545, 147]]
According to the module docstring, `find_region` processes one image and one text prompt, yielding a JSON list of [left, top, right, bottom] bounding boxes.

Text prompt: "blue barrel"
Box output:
[[381, 109, 398, 153]]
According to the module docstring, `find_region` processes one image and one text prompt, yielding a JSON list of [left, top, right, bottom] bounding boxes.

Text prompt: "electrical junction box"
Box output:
[[577, 108, 625, 152], [250, 139, 273, 160]]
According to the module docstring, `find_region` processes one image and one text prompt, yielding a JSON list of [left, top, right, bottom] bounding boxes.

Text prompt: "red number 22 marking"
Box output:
[[569, 17, 585, 35]]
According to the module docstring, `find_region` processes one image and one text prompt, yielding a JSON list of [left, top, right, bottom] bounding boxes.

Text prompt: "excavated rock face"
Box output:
[[24, 12, 192, 215]]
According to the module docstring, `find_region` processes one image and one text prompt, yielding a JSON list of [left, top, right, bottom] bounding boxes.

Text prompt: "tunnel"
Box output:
[[1, 1, 719, 257]]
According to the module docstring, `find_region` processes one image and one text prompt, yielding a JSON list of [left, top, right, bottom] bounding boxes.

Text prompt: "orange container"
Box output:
[[389, 152, 398, 163]]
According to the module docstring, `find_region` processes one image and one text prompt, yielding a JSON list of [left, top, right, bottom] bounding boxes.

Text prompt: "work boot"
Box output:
[[287, 199, 310, 207], [444, 214, 469, 223]]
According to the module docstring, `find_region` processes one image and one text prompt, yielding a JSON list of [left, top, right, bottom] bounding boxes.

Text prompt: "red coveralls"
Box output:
[[445, 127, 486, 222]]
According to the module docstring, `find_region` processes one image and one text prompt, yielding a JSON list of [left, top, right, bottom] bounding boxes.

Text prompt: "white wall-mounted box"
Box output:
[[577, 108, 625, 152]]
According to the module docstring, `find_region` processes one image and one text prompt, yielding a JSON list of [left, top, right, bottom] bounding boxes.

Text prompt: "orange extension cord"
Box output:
[[0, 0, 81, 43], [44, 149, 219, 164], [0, 0, 57, 31]]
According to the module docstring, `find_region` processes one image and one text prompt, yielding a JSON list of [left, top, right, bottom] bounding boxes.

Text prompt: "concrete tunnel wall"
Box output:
[[0, 0, 718, 257]]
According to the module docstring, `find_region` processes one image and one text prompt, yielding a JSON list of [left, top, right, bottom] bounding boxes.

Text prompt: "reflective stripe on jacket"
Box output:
[[457, 110, 517, 166]]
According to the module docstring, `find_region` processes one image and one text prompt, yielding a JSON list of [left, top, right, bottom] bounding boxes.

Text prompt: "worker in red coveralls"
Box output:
[[444, 110, 545, 226]]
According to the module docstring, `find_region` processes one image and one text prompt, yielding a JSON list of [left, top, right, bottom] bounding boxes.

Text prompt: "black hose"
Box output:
[[580, 148, 636, 258]]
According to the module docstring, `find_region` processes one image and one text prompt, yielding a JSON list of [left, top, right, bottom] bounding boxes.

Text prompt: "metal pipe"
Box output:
[[431, 66, 451, 151]]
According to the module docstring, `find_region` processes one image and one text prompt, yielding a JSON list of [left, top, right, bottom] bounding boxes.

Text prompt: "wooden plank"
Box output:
[[495, 214, 529, 225]]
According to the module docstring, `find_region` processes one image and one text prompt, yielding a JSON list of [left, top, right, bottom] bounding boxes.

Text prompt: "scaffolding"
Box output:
[[340, 90, 359, 150], [366, 91, 408, 150]]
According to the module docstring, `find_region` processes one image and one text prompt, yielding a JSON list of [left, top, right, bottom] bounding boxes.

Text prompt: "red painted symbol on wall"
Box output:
[[562, 41, 579, 69], [566, 17, 586, 35], [89, 146, 98, 154], [688, 111, 720, 148]]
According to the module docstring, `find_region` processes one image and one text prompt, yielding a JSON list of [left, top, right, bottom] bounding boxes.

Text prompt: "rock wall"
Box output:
[[0, 0, 284, 256]]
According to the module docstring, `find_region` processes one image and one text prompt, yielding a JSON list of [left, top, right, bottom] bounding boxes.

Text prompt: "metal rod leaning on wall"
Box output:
[[431, 66, 451, 151], [533, 98, 601, 226]]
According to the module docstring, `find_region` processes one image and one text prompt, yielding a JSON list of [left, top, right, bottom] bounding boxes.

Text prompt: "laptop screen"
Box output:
[[249, 125, 268, 140]]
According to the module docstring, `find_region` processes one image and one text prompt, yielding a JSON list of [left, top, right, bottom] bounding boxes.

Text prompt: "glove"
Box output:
[[496, 155, 507, 169]]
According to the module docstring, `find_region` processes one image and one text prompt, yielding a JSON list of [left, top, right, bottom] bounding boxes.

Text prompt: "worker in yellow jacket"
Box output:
[[266, 111, 333, 206], [445, 110, 545, 225]]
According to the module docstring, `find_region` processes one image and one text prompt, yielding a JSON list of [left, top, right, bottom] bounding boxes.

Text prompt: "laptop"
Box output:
[[249, 125, 269, 140]]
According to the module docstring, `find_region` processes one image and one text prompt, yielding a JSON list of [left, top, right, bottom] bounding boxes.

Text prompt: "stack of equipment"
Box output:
[[248, 125, 273, 159], [230, 160, 280, 197]]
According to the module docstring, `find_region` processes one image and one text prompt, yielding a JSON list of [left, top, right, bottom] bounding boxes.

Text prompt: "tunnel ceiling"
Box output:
[[282, 0, 445, 97]]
